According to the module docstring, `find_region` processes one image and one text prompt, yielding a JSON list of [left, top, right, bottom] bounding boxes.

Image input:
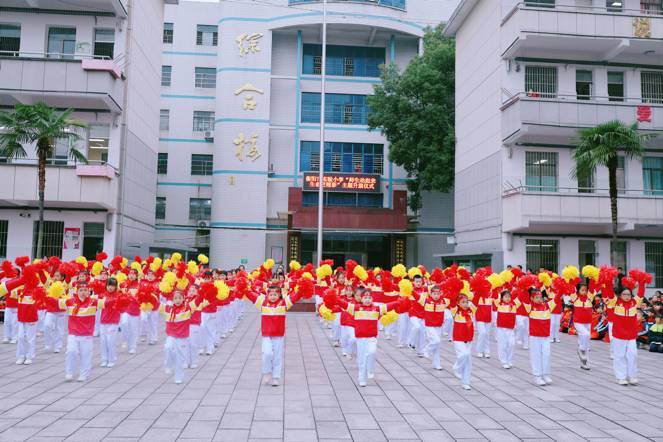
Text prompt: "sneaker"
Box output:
[[396, 344, 404, 348], [535, 377, 546, 386], [628, 378, 638, 385], [581, 361, 591, 370], [198, 349, 204, 355], [175, 380, 183, 385], [44, 346, 51, 351], [484, 353, 490, 359], [555, 338, 561, 343], [100, 362, 108, 367], [10, 339, 16, 344], [359, 381, 367, 387], [271, 378, 280, 387], [543, 376, 553, 385], [189, 364, 198, 369], [476, 353, 484, 358], [384, 334, 391, 340], [506, 364, 512, 369], [1, 338, 8, 343], [206, 351, 213, 356], [433, 366, 443, 370], [107, 362, 115, 368], [77, 376, 87, 382], [367, 373, 374, 379], [333, 341, 340, 347], [65, 374, 74, 381], [15, 358, 24, 365], [342, 351, 348, 357], [23, 359, 32, 365], [502, 364, 510, 369], [577, 349, 587, 363], [128, 349, 136, 354], [523, 345, 529, 350], [148, 341, 157, 346], [53, 348, 60, 354], [549, 339, 555, 343], [462, 385, 472, 390], [617, 379, 628, 386], [417, 353, 425, 358]]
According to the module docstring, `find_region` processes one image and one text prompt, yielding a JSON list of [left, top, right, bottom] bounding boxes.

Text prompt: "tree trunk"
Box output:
[[607, 156, 618, 267], [36, 142, 48, 259]]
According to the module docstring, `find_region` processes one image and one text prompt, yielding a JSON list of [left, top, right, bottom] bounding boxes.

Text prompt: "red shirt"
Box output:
[[475, 294, 493, 323], [17, 289, 39, 323], [408, 286, 427, 319], [98, 290, 122, 324], [609, 298, 639, 340], [162, 303, 193, 339], [452, 306, 475, 342], [418, 293, 448, 327], [346, 303, 390, 338], [527, 301, 555, 337], [495, 300, 517, 329], [340, 298, 356, 326], [571, 294, 593, 324], [44, 282, 68, 313], [246, 291, 298, 337], [49, 296, 100, 336], [121, 280, 140, 316]]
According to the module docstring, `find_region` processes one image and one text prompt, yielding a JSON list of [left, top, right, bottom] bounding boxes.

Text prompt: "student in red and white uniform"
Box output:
[[139, 269, 160, 345], [419, 285, 449, 370], [515, 290, 530, 350], [606, 286, 642, 385], [1, 269, 20, 344], [120, 268, 141, 354], [326, 287, 405, 387], [43, 271, 67, 353], [199, 271, 218, 355], [521, 287, 561, 386], [15, 279, 43, 365], [406, 275, 427, 356], [569, 283, 594, 370], [186, 284, 204, 369], [244, 284, 302, 386], [494, 290, 517, 369], [98, 278, 124, 368], [451, 293, 476, 391], [474, 287, 494, 359], [549, 287, 563, 343], [340, 285, 358, 359]]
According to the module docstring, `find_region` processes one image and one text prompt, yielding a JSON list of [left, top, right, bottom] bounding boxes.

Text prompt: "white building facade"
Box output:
[[156, 0, 458, 269], [444, 0, 663, 291], [0, 0, 166, 261]]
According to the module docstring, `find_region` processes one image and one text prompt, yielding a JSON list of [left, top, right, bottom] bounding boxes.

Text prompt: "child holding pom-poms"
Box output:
[[43, 270, 68, 353], [120, 267, 141, 354], [494, 290, 517, 369], [451, 292, 476, 391], [0, 260, 20, 343], [418, 284, 449, 370]]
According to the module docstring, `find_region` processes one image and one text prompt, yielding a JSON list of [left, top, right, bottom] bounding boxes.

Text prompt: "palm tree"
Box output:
[[572, 120, 653, 266], [0, 103, 87, 258]]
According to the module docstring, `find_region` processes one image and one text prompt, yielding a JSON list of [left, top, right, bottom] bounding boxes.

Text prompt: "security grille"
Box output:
[[156, 197, 166, 220], [195, 68, 216, 89], [160, 110, 170, 131], [93, 28, 114, 59], [161, 65, 172, 87], [82, 222, 105, 260], [645, 242, 663, 288], [525, 66, 557, 98], [641, 71, 663, 104], [343, 104, 354, 124], [32, 221, 64, 259], [0, 24, 21, 56], [196, 25, 218, 46], [526, 239, 559, 273], [0, 220, 7, 258], [192, 111, 214, 132], [189, 198, 211, 221], [525, 151, 558, 191], [313, 56, 322, 75], [343, 58, 355, 76], [611, 241, 628, 270], [578, 240, 596, 267], [191, 154, 213, 176], [163, 23, 173, 44], [157, 153, 168, 175]]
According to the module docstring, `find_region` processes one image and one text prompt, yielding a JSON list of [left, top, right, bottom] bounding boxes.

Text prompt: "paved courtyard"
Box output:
[[0, 309, 661, 441]]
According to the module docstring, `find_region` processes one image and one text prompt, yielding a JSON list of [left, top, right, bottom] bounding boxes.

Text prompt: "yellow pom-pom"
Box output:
[[75, 256, 88, 268], [176, 277, 189, 290], [91, 261, 104, 277], [214, 280, 230, 300], [319, 305, 336, 321], [159, 279, 174, 293], [187, 260, 199, 275], [353, 265, 368, 282], [130, 262, 142, 274], [379, 310, 399, 326], [33, 258, 41, 265], [264, 258, 275, 270], [562, 265, 579, 283], [461, 280, 470, 295], [115, 272, 127, 284], [163, 271, 177, 284], [198, 254, 209, 265], [487, 273, 504, 290], [171, 252, 182, 264], [582, 265, 599, 281], [140, 302, 154, 312], [538, 272, 552, 287], [289, 260, 301, 271], [398, 279, 413, 297], [301, 272, 314, 280], [391, 264, 407, 279], [47, 281, 65, 299], [499, 270, 514, 283], [251, 270, 260, 279], [316, 264, 333, 279], [120, 257, 128, 268], [407, 267, 422, 279], [162, 258, 172, 270], [373, 267, 381, 275]]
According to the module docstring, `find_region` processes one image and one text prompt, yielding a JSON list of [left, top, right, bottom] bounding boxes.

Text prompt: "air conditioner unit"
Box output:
[[204, 131, 214, 140], [197, 220, 209, 229]]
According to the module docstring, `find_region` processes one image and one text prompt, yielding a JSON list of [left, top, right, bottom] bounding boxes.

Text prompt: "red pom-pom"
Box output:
[[510, 267, 523, 279], [429, 268, 444, 284], [470, 275, 492, 297], [628, 269, 652, 285], [395, 296, 411, 314], [620, 277, 636, 290], [441, 277, 464, 299], [457, 267, 471, 281], [14, 256, 30, 267], [323, 289, 337, 309], [1, 260, 17, 279], [95, 252, 108, 262], [296, 277, 315, 299]]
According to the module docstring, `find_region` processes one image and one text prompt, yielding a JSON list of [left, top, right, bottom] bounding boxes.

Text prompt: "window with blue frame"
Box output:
[[643, 156, 663, 196], [300, 141, 383, 174], [289, 0, 405, 10], [302, 192, 383, 208], [301, 92, 370, 125], [303, 44, 385, 77]]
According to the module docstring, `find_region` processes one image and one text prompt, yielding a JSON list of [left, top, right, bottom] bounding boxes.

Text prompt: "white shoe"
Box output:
[[23, 359, 32, 365], [396, 344, 404, 348], [65, 374, 74, 381], [535, 377, 546, 386], [543, 376, 553, 385], [189, 364, 198, 369], [175, 380, 183, 385], [462, 385, 471, 390], [523, 345, 529, 350], [198, 349, 204, 355], [476, 353, 484, 358], [367, 373, 374, 379], [555, 338, 561, 343], [1, 338, 8, 343], [617, 379, 628, 386], [128, 349, 136, 354], [148, 341, 157, 346], [581, 360, 591, 370], [442, 332, 448, 337], [262, 374, 272, 384], [271, 378, 280, 386], [100, 362, 108, 367], [342, 351, 348, 357], [417, 353, 425, 358], [333, 341, 340, 347], [628, 378, 638, 385], [10, 339, 16, 344], [502, 364, 510, 369], [77, 376, 87, 382], [507, 364, 512, 369], [15, 358, 24, 365], [206, 351, 213, 356], [54, 348, 60, 353], [359, 381, 367, 387], [44, 346, 51, 351], [484, 353, 490, 359], [433, 366, 442, 370], [549, 339, 555, 343]]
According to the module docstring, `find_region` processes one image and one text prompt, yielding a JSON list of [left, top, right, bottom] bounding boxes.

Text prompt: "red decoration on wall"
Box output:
[[636, 106, 652, 123]]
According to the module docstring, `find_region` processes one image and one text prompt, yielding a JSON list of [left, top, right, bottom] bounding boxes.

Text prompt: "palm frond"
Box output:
[[69, 147, 88, 164]]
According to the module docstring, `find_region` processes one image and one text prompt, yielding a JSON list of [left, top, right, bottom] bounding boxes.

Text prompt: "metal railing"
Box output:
[[290, 0, 406, 11], [506, 1, 663, 22], [502, 92, 663, 108], [503, 184, 663, 197], [0, 50, 114, 60], [0, 157, 116, 170]]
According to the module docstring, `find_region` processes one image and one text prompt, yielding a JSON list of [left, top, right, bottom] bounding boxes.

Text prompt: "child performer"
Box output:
[[325, 287, 407, 386], [451, 293, 476, 390], [474, 286, 494, 358], [244, 283, 302, 386], [494, 290, 517, 369], [139, 269, 160, 345], [407, 275, 427, 357], [186, 285, 204, 369], [549, 288, 563, 343], [99, 278, 124, 368], [515, 290, 530, 350], [120, 268, 141, 354], [340, 285, 358, 359], [43, 270, 67, 353], [521, 287, 561, 386], [606, 285, 643, 385], [420, 285, 448, 370], [569, 283, 595, 370]]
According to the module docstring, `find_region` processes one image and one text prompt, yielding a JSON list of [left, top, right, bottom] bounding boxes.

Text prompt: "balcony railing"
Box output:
[[503, 92, 663, 106], [0, 157, 115, 170], [503, 185, 662, 198], [289, 0, 405, 11], [505, 2, 663, 23]]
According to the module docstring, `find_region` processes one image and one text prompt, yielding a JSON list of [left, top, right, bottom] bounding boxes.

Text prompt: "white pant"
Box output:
[[407, 316, 425, 353], [44, 312, 66, 351], [612, 338, 637, 381], [140, 311, 159, 343], [476, 321, 491, 355], [442, 310, 453, 337], [37, 310, 45, 333], [496, 327, 515, 366], [341, 325, 356, 356], [188, 324, 201, 366], [453, 341, 472, 386], [3, 308, 18, 342], [424, 326, 442, 368], [262, 336, 284, 379], [93, 310, 101, 336], [529, 336, 551, 377], [122, 314, 140, 351], [331, 315, 341, 342], [100, 323, 119, 364], [66, 335, 93, 379], [164, 336, 188, 383], [516, 316, 529, 348], [16, 322, 37, 360], [397, 313, 409, 345], [608, 322, 614, 357], [201, 312, 217, 353], [549, 313, 561, 341], [575, 322, 591, 358], [356, 337, 377, 383]]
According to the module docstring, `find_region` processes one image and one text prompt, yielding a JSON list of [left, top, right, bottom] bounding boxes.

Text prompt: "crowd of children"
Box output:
[[0, 255, 658, 390]]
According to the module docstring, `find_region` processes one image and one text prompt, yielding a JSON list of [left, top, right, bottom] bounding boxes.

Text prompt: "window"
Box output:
[[525, 0, 555, 6], [0, 24, 21, 56], [195, 67, 216, 89], [192, 111, 215, 132], [191, 154, 213, 176], [160, 109, 170, 131], [163, 22, 173, 44], [606, 0, 623, 12], [301, 93, 370, 125], [645, 242, 663, 288], [87, 124, 110, 163], [300, 142, 384, 174], [643, 156, 663, 195], [578, 240, 596, 267], [93, 28, 114, 59], [189, 198, 211, 221], [302, 192, 383, 208], [196, 25, 218, 46], [157, 153, 168, 175], [641, 0, 663, 14], [525, 151, 558, 192], [641, 71, 663, 104], [47, 27, 76, 59], [576, 70, 592, 100], [577, 168, 594, 193], [608, 72, 624, 102], [303, 44, 385, 78], [156, 197, 166, 221], [611, 241, 627, 270], [32, 221, 64, 259], [161, 65, 172, 87], [617, 155, 626, 194], [526, 239, 559, 273], [0, 220, 7, 258], [82, 222, 104, 260], [525, 66, 557, 98]]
